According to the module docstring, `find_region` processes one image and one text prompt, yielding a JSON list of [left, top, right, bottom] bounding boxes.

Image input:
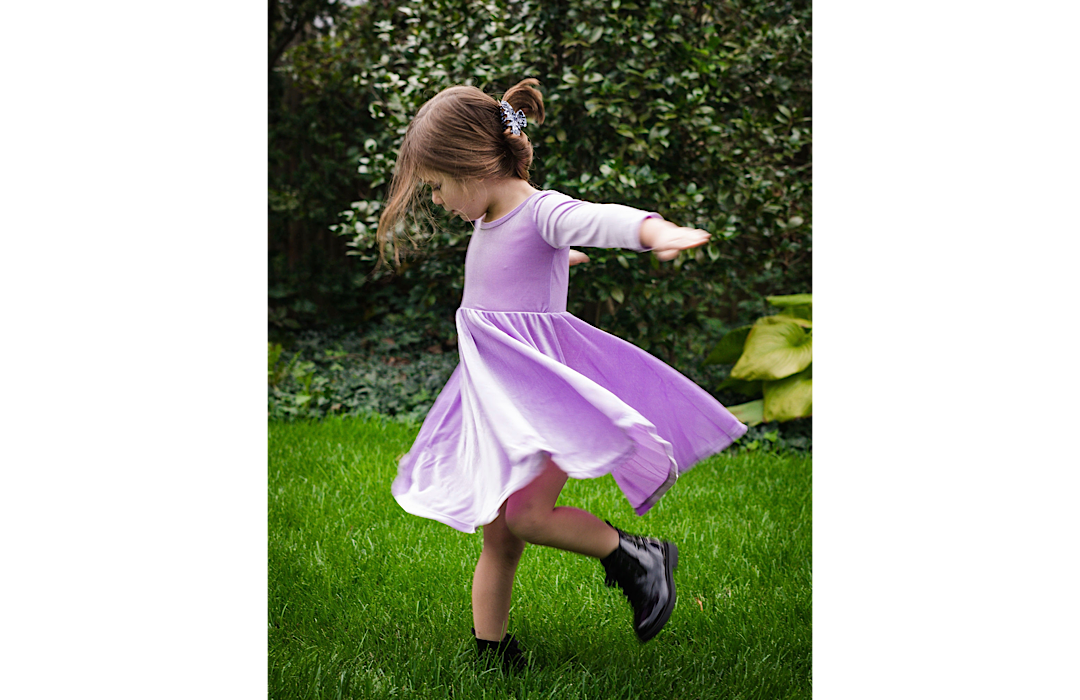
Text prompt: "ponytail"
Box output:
[[498, 78, 545, 181]]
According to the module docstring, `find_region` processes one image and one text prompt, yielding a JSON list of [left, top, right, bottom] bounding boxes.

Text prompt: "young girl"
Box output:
[[378, 78, 747, 668]]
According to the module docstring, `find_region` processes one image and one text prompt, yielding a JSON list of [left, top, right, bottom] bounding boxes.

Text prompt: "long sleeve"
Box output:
[[532, 191, 660, 251]]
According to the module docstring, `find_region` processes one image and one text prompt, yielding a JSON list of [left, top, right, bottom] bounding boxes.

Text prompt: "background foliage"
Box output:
[[269, 0, 811, 443]]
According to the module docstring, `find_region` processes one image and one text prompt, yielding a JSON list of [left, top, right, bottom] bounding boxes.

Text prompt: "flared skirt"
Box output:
[[391, 309, 747, 533]]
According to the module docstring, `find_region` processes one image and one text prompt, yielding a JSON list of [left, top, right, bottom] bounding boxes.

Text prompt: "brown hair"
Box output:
[[376, 78, 545, 265]]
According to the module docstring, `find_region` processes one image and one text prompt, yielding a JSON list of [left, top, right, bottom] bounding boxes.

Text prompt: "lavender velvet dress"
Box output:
[[392, 191, 747, 533]]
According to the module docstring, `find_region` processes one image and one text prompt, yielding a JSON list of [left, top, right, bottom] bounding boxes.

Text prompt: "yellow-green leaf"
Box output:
[[756, 315, 812, 330], [763, 365, 812, 422], [767, 294, 811, 321], [730, 320, 812, 381], [727, 399, 764, 426], [766, 293, 812, 307]]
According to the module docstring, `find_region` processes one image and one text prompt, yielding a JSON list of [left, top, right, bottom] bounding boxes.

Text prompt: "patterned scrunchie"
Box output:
[[499, 100, 527, 136]]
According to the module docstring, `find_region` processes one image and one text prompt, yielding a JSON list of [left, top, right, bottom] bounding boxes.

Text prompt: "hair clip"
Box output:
[[500, 100, 527, 136]]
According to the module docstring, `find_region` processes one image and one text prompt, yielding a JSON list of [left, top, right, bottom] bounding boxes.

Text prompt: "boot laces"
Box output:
[[626, 533, 656, 548]]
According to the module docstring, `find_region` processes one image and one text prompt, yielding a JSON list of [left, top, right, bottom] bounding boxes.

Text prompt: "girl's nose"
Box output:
[[431, 191, 442, 205]]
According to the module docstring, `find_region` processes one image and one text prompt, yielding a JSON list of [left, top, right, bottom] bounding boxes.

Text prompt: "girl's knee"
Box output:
[[503, 502, 546, 544], [504, 461, 565, 543]]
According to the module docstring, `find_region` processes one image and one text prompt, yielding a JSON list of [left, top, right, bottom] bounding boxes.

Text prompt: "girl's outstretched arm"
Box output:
[[639, 218, 711, 261]]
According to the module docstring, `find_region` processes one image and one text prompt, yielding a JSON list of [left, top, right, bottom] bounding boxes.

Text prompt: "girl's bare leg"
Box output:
[[472, 502, 526, 642], [504, 457, 620, 558]]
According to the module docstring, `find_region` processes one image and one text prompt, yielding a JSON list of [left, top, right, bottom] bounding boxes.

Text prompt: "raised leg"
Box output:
[[503, 457, 620, 559], [491, 457, 678, 644]]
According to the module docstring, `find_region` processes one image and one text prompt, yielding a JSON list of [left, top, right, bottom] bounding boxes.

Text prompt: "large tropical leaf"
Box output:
[[727, 399, 764, 426], [763, 313, 811, 328], [767, 293, 812, 307], [763, 365, 812, 422], [730, 319, 812, 381], [704, 325, 753, 365], [767, 293, 812, 321]]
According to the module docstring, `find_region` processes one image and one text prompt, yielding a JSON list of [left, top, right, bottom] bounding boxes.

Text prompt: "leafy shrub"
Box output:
[[737, 420, 812, 453], [704, 293, 811, 424], [268, 325, 459, 423], [272, 0, 811, 350], [268, 342, 331, 419]]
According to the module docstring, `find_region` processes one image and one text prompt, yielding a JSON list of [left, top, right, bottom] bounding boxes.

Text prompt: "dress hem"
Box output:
[[396, 419, 748, 532], [632, 422, 749, 516]]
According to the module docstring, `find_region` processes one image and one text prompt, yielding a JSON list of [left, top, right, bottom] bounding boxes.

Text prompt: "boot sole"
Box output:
[[637, 541, 678, 643]]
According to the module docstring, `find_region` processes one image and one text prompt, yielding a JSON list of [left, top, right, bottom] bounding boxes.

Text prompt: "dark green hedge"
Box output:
[[270, 0, 811, 366]]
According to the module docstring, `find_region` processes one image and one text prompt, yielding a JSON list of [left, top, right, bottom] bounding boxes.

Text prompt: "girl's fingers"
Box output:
[[652, 228, 711, 261]]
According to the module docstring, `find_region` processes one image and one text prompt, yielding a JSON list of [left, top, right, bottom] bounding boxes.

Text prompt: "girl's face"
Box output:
[[422, 173, 490, 223]]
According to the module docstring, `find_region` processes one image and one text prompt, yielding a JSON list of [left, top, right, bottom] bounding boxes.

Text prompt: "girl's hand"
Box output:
[[569, 249, 590, 266], [639, 218, 711, 261]]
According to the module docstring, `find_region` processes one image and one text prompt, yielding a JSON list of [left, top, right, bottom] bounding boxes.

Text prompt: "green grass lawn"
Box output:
[[269, 416, 811, 699]]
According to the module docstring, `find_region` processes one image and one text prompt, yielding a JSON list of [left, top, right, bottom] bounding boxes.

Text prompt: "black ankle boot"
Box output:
[[599, 522, 679, 642], [474, 629, 527, 671]]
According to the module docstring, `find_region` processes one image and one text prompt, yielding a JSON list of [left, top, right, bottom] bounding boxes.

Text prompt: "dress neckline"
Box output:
[[477, 190, 546, 230]]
